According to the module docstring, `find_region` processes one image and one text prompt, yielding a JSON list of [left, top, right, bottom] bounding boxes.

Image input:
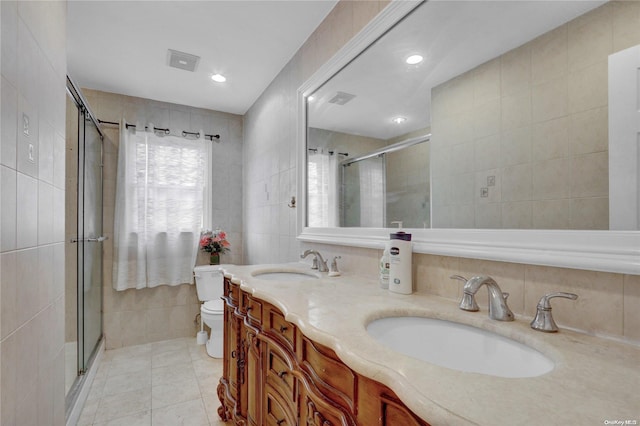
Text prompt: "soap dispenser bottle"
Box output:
[[379, 244, 390, 289], [388, 222, 413, 295]]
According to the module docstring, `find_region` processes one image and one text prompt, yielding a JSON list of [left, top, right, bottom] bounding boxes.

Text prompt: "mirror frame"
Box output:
[[297, 1, 639, 275]]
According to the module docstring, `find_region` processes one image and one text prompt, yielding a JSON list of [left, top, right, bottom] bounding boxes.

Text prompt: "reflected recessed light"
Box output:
[[178, 60, 188, 65], [392, 116, 407, 124], [211, 73, 226, 83], [406, 54, 424, 65]]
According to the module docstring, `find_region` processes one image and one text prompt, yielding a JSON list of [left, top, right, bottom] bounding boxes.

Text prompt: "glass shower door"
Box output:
[[77, 112, 104, 373]]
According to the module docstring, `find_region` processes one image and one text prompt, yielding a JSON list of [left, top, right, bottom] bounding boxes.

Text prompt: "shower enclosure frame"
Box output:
[[65, 76, 105, 420]]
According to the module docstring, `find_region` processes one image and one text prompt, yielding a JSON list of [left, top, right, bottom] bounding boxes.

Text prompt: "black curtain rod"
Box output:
[[98, 119, 221, 141]]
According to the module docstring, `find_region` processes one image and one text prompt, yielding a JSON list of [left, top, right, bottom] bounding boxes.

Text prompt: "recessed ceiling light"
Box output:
[[406, 54, 424, 65], [308, 95, 315, 102], [392, 116, 407, 124], [211, 74, 226, 83]]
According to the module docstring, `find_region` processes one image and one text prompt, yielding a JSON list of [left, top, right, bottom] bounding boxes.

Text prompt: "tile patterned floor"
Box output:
[[77, 337, 228, 425]]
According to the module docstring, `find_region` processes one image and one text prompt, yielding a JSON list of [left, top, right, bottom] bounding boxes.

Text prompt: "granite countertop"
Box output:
[[219, 263, 640, 426]]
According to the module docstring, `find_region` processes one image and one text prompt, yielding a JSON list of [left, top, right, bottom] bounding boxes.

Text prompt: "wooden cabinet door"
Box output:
[[265, 384, 297, 426]]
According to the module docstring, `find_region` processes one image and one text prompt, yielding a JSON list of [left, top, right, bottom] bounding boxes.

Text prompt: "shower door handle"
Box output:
[[71, 236, 108, 243]]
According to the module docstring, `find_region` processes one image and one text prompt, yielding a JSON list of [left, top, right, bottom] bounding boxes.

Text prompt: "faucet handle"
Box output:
[[449, 275, 468, 283], [531, 292, 578, 332], [537, 292, 578, 309]]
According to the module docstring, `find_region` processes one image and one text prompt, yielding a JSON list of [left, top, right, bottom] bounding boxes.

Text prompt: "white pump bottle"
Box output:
[[388, 221, 413, 295]]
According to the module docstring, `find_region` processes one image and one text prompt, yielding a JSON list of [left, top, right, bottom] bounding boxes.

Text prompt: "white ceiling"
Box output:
[[67, 0, 338, 115]]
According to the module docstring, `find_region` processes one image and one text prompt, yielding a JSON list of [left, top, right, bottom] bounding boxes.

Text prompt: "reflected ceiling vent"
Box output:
[[167, 49, 200, 72], [328, 91, 356, 105]]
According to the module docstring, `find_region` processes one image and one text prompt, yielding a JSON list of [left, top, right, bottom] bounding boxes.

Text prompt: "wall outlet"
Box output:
[[480, 187, 489, 198], [487, 175, 495, 187]]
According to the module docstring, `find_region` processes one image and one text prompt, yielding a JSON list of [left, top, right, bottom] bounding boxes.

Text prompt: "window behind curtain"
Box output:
[[113, 126, 208, 290]]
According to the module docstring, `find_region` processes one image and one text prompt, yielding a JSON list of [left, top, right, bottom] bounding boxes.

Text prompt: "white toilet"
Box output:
[[193, 265, 224, 358]]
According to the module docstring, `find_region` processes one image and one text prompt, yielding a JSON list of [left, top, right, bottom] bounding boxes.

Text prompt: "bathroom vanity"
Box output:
[[216, 264, 639, 425], [217, 271, 428, 426]]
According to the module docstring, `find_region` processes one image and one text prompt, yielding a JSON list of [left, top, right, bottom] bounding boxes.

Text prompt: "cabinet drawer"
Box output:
[[266, 308, 296, 352], [244, 294, 263, 325], [266, 344, 296, 400], [265, 385, 296, 426], [226, 279, 240, 306], [300, 337, 356, 413]]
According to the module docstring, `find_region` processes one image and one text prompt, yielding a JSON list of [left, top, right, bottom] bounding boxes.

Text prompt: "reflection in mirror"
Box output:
[[342, 155, 385, 227], [340, 134, 430, 228], [306, 0, 640, 230]]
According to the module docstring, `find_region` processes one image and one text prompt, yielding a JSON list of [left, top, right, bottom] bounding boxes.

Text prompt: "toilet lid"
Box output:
[[203, 299, 224, 313]]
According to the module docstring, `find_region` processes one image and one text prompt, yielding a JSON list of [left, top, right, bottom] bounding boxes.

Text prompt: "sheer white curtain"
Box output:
[[359, 156, 385, 227], [307, 150, 338, 227], [112, 123, 207, 290]]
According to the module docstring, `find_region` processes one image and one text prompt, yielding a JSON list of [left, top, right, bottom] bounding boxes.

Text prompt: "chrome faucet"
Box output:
[[530, 292, 578, 332], [451, 275, 514, 321], [300, 250, 329, 272]]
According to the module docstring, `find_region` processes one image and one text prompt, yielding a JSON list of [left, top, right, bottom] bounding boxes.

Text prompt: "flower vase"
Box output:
[[209, 252, 220, 265]]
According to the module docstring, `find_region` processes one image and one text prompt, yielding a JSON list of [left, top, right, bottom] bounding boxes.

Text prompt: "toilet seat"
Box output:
[[202, 299, 224, 314]]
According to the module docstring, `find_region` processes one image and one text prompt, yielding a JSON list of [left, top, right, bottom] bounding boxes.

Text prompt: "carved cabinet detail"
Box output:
[[217, 277, 430, 426]]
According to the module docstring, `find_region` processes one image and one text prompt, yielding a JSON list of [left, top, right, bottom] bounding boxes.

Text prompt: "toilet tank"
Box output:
[[193, 265, 224, 302]]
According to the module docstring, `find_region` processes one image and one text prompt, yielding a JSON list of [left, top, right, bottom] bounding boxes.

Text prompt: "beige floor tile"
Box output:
[[192, 357, 222, 380], [106, 342, 152, 362], [151, 348, 192, 369], [151, 337, 189, 354], [152, 376, 201, 409], [108, 357, 151, 377], [93, 389, 152, 423], [151, 399, 209, 426], [188, 342, 211, 361], [79, 338, 226, 426], [103, 369, 152, 396], [197, 372, 221, 396], [93, 410, 151, 426], [152, 363, 196, 386]]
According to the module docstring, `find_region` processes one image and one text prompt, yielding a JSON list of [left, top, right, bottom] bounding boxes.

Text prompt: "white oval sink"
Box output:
[[366, 316, 554, 378], [252, 270, 319, 281]]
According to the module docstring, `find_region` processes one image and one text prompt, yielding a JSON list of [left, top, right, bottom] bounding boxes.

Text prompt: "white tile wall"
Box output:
[[0, 1, 67, 424], [241, 1, 390, 264]]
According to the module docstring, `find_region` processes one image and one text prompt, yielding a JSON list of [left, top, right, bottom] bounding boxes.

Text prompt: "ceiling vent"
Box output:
[[167, 49, 200, 72], [328, 91, 356, 105]]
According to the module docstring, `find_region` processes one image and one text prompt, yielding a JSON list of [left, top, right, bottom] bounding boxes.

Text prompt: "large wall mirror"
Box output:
[[298, 0, 639, 274]]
